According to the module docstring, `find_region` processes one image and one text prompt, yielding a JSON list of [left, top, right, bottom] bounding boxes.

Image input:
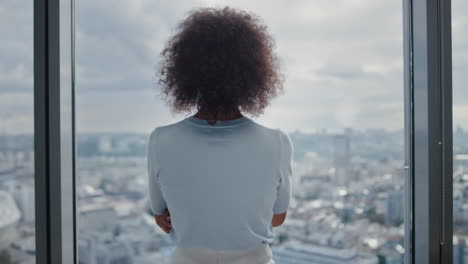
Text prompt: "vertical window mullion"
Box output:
[[439, 0, 453, 261], [407, 0, 453, 263], [403, 0, 414, 263], [34, 0, 76, 263]]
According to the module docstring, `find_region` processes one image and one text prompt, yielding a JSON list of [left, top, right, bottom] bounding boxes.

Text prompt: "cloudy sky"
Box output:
[[1, 0, 467, 134]]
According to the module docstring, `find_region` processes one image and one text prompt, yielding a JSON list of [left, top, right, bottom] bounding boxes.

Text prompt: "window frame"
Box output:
[[34, 0, 77, 262], [405, 0, 453, 263], [33, 0, 453, 263]]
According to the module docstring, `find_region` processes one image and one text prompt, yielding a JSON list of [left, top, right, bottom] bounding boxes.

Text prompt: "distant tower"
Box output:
[[98, 136, 112, 153], [17, 184, 35, 223], [333, 134, 350, 186], [454, 236, 466, 264], [385, 190, 404, 225]]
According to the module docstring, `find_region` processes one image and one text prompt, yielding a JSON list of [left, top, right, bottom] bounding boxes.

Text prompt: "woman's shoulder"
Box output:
[[250, 120, 291, 140], [147, 119, 187, 144], [247, 121, 293, 151], [250, 124, 294, 163]]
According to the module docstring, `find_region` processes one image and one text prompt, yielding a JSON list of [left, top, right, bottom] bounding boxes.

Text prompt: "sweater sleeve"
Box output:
[[146, 127, 167, 215], [272, 129, 294, 214]]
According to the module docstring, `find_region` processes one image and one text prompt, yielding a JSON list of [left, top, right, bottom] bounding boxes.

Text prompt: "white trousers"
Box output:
[[169, 244, 276, 264]]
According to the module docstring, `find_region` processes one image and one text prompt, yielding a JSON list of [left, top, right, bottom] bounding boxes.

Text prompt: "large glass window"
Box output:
[[76, 1, 405, 263], [0, 1, 36, 263], [452, 0, 468, 263]]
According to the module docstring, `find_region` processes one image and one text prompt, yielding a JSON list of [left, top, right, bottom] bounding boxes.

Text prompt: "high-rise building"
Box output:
[[333, 134, 350, 186], [385, 190, 404, 225], [453, 236, 467, 264]]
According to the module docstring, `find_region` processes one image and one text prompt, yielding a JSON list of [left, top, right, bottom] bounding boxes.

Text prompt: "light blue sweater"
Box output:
[[146, 115, 294, 251]]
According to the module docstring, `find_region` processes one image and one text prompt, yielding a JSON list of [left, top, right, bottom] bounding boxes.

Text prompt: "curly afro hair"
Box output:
[[157, 6, 284, 119]]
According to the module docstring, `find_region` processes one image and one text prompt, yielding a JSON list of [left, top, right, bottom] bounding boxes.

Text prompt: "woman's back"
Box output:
[[147, 115, 293, 251], [150, 6, 290, 262]]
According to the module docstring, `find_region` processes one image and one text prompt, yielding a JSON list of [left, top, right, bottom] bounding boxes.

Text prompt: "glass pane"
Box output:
[[453, 0, 468, 263], [76, 1, 405, 263], [0, 0, 36, 263]]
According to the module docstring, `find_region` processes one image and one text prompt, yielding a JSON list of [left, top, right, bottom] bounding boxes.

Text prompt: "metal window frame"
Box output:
[[32, 0, 453, 263], [403, 1, 414, 263], [404, 0, 453, 263], [34, 0, 76, 263]]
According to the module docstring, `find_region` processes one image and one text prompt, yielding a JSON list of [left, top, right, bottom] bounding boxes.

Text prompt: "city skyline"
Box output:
[[2, 121, 468, 263]]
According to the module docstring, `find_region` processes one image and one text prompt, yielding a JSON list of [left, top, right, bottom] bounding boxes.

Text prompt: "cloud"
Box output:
[[1, 0, 468, 133], [452, 0, 468, 105], [0, 0, 33, 94]]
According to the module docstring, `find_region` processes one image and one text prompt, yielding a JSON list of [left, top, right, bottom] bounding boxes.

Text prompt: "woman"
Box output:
[[147, 6, 294, 264]]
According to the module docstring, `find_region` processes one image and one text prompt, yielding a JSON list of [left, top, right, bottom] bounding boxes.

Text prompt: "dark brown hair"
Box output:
[[157, 6, 284, 118]]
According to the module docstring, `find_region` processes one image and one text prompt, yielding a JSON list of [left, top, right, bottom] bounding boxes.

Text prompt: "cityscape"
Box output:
[[1, 126, 467, 263], [2, 0, 468, 263]]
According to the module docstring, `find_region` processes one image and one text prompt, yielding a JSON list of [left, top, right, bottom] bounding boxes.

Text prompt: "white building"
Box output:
[[79, 203, 118, 232], [0, 190, 21, 248], [272, 241, 378, 264]]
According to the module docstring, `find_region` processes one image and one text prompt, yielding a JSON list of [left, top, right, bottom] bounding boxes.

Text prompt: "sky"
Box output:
[[1, 0, 467, 134]]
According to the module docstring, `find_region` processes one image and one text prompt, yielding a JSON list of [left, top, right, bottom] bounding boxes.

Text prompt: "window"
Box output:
[[0, 1, 35, 263], [31, 0, 456, 263], [452, 0, 468, 263], [75, 1, 405, 263]]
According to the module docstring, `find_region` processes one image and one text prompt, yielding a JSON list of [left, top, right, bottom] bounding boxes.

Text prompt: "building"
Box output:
[[333, 135, 351, 186], [78, 234, 133, 264], [272, 241, 378, 264], [454, 236, 468, 264], [79, 203, 118, 232], [385, 190, 404, 226], [0, 191, 21, 248]]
